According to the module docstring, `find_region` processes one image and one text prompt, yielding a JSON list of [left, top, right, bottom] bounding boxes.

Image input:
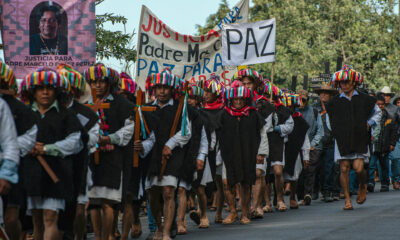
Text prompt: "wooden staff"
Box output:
[[37, 155, 59, 183], [133, 89, 156, 167], [85, 88, 110, 165]]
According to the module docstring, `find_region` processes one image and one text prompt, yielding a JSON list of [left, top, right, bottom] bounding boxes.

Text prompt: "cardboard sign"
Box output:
[[222, 18, 276, 66], [1, 0, 96, 78], [135, 0, 249, 89]]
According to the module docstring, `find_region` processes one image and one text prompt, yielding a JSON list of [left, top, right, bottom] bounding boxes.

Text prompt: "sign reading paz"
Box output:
[[222, 18, 276, 66]]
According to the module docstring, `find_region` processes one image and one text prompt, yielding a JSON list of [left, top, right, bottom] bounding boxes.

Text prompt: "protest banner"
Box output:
[[0, 0, 96, 78], [222, 18, 276, 66], [135, 0, 249, 89]]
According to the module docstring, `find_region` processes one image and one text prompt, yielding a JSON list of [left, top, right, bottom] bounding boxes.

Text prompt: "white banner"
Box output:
[[135, 0, 249, 89], [222, 18, 276, 66]]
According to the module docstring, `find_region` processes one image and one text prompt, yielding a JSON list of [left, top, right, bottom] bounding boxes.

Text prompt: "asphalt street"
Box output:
[[88, 186, 400, 240]]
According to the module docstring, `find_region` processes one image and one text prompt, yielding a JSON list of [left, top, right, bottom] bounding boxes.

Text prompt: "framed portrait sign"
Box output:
[[1, 0, 95, 78]]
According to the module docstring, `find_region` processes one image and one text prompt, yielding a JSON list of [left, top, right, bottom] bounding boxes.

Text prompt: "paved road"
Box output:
[[90, 187, 400, 240]]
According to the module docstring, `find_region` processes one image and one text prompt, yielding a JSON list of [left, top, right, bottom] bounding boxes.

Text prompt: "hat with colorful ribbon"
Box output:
[[119, 72, 137, 94], [57, 63, 85, 92], [261, 80, 283, 98], [187, 83, 204, 97], [224, 80, 253, 100], [0, 60, 17, 91], [232, 68, 263, 84], [21, 68, 70, 92], [83, 63, 120, 85], [331, 65, 363, 88], [200, 74, 224, 97], [281, 93, 303, 107], [145, 68, 183, 93]]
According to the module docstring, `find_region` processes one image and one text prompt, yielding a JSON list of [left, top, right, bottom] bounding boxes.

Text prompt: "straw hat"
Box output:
[[314, 83, 338, 95], [379, 86, 394, 96]]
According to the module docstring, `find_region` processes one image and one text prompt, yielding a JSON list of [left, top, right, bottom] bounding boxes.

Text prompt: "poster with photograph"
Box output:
[[1, 0, 95, 78]]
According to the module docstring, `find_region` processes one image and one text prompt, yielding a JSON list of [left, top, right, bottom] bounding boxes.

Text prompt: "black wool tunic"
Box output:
[[69, 100, 98, 196], [198, 108, 223, 179], [24, 102, 82, 200], [284, 114, 309, 176], [1, 95, 37, 207], [90, 94, 134, 190], [147, 100, 187, 179], [179, 106, 204, 185], [325, 91, 376, 156], [267, 105, 292, 163], [219, 109, 264, 187]]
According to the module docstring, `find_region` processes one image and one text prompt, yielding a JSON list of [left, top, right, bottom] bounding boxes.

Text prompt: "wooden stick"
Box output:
[[133, 90, 143, 167], [37, 155, 60, 183], [158, 89, 186, 181]]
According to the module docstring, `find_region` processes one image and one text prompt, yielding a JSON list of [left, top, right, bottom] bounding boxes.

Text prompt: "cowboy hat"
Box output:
[[379, 86, 394, 96], [314, 83, 338, 95]]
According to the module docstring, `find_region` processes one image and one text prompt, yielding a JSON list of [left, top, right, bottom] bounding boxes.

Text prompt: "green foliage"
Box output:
[[197, 0, 400, 92], [95, 0, 136, 72], [195, 0, 231, 35]]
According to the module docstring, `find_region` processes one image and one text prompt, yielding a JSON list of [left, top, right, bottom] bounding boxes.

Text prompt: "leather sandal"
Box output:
[[222, 213, 238, 225], [276, 201, 287, 212]]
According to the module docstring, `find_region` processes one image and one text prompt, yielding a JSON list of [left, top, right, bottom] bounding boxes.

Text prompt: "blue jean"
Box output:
[[390, 151, 400, 183], [369, 153, 389, 187], [147, 201, 156, 232], [321, 147, 335, 193]]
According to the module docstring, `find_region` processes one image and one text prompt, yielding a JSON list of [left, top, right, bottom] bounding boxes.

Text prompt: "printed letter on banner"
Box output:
[[135, 0, 249, 89], [222, 18, 276, 66]]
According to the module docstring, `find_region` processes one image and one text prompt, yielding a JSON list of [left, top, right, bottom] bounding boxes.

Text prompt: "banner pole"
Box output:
[[270, 62, 275, 103]]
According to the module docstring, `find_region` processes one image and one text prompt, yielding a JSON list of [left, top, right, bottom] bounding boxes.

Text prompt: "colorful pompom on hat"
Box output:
[[119, 72, 137, 94], [57, 63, 85, 92], [145, 68, 182, 92], [201, 74, 224, 96], [224, 80, 253, 100], [83, 63, 120, 85], [187, 83, 204, 97], [0, 60, 17, 91], [232, 68, 263, 83], [331, 64, 364, 88], [261, 80, 283, 98], [21, 68, 70, 92], [281, 93, 302, 107]]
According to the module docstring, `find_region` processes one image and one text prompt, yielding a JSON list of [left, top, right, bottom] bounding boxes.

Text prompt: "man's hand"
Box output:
[[98, 136, 111, 146], [256, 155, 265, 164], [390, 145, 395, 152], [196, 159, 204, 171], [34, 142, 45, 155], [0, 179, 11, 195], [162, 146, 172, 160], [134, 140, 144, 154], [310, 146, 315, 151], [304, 160, 310, 168]]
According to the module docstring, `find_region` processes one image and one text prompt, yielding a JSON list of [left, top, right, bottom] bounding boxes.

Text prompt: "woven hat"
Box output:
[[201, 74, 224, 97], [57, 63, 85, 92], [331, 65, 363, 87], [261, 80, 283, 98], [145, 68, 182, 92], [187, 83, 204, 97], [314, 83, 338, 95], [224, 80, 253, 100], [232, 68, 263, 84], [83, 63, 119, 85], [119, 72, 137, 94], [281, 93, 303, 107], [21, 68, 70, 92], [0, 60, 17, 91]]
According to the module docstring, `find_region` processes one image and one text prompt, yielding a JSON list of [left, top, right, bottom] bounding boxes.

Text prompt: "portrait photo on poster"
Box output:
[[29, 1, 68, 55]]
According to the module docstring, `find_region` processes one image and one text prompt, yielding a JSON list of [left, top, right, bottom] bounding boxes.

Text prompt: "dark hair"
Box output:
[[37, 5, 62, 25], [376, 95, 385, 102]]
